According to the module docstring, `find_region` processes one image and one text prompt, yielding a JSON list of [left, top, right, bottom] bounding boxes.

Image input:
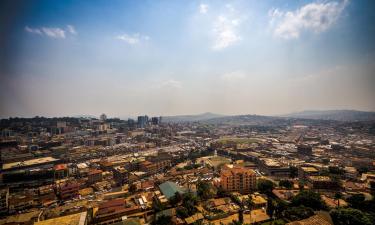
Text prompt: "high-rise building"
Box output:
[[100, 113, 107, 121], [137, 115, 149, 128], [220, 165, 257, 194], [151, 117, 160, 125]]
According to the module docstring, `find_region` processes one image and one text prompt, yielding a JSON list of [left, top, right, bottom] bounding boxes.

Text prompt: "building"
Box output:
[[54, 164, 69, 180], [88, 169, 103, 184], [35, 211, 87, 225], [298, 166, 319, 180], [57, 182, 80, 200], [8, 194, 34, 213], [139, 160, 170, 175], [259, 159, 290, 178], [159, 181, 186, 199], [94, 199, 140, 225], [113, 166, 129, 186], [0, 188, 9, 214], [307, 176, 339, 190], [220, 165, 257, 194], [2, 156, 61, 172], [286, 211, 333, 225], [297, 145, 312, 156], [137, 115, 149, 128]]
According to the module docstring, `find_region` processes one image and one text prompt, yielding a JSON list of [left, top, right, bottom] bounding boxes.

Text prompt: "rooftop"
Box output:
[[34, 211, 87, 225], [159, 181, 186, 199], [3, 157, 60, 170], [301, 167, 318, 173]]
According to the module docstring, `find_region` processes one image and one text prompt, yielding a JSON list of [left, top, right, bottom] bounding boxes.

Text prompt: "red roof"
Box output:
[[54, 164, 67, 170], [88, 169, 103, 175]]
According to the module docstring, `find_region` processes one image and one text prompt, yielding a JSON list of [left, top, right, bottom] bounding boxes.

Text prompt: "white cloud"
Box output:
[[159, 79, 182, 89], [66, 25, 77, 35], [199, 4, 209, 14], [25, 26, 42, 35], [41, 27, 65, 38], [25, 25, 78, 39], [269, 0, 349, 39], [221, 71, 246, 81], [116, 33, 150, 45], [212, 15, 241, 50]]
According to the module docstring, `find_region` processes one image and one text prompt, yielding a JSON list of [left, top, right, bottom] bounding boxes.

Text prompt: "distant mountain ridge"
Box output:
[[162, 112, 224, 122], [283, 110, 375, 121], [162, 110, 375, 123]]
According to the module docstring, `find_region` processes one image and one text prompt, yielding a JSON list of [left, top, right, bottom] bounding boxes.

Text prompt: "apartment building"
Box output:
[[220, 165, 257, 194]]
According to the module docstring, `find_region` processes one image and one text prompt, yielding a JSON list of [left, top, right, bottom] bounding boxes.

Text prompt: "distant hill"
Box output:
[[72, 115, 97, 119], [204, 114, 282, 125], [162, 112, 224, 122], [283, 110, 375, 121]]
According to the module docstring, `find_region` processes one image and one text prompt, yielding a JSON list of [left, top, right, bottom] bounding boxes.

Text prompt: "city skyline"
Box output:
[[1, 0, 375, 118]]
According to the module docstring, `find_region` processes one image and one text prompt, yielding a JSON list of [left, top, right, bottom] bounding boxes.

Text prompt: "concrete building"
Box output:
[[88, 169, 103, 184], [0, 188, 9, 214], [113, 166, 129, 186], [220, 165, 257, 194]]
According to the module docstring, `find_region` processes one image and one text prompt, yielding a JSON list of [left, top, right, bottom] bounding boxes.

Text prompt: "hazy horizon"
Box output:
[[1, 0, 375, 118]]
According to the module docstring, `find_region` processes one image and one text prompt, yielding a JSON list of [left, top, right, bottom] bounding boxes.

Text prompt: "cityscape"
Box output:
[[1, 1, 375, 225]]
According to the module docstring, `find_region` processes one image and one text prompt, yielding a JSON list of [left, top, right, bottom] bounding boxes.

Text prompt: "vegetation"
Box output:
[[174, 192, 199, 219], [278, 180, 293, 189], [197, 181, 216, 200], [152, 215, 172, 225], [283, 206, 314, 221], [169, 192, 183, 207], [346, 194, 365, 209], [257, 179, 275, 195], [291, 190, 326, 210], [152, 199, 165, 212], [289, 166, 298, 178], [330, 208, 373, 225]]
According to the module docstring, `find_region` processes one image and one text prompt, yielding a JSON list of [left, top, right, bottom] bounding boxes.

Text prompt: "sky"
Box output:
[[0, 0, 375, 118]]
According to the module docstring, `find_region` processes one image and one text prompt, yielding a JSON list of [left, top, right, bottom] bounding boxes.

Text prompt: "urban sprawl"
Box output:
[[0, 114, 374, 225]]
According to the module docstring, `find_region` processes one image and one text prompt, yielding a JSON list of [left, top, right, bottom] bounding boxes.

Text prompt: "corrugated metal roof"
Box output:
[[159, 181, 185, 199]]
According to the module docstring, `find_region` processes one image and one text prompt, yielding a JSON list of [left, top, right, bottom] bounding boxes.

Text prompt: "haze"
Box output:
[[1, 0, 375, 118]]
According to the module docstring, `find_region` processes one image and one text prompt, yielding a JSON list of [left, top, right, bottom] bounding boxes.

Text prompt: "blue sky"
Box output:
[[0, 0, 374, 118]]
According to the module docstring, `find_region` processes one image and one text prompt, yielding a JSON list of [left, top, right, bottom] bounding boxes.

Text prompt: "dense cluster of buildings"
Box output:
[[0, 114, 374, 225]]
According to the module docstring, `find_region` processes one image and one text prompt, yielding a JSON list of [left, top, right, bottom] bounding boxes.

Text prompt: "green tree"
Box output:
[[182, 192, 198, 216], [245, 195, 254, 210], [197, 181, 216, 200], [283, 206, 314, 221], [152, 199, 165, 212], [330, 208, 372, 225], [290, 166, 298, 178], [176, 206, 189, 219], [257, 179, 275, 195], [291, 190, 326, 210], [170, 192, 182, 207], [152, 215, 172, 225], [347, 194, 365, 209], [334, 192, 343, 208], [266, 199, 275, 219], [274, 199, 288, 218], [279, 180, 293, 189]]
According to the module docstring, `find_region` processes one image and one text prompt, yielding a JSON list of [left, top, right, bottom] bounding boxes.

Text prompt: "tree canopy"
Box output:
[[330, 208, 372, 225], [257, 179, 275, 194], [291, 190, 326, 210]]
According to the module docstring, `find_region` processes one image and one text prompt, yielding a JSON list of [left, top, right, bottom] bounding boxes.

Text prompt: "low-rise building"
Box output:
[[88, 169, 103, 184], [307, 176, 339, 190], [113, 166, 129, 186], [0, 187, 9, 214]]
